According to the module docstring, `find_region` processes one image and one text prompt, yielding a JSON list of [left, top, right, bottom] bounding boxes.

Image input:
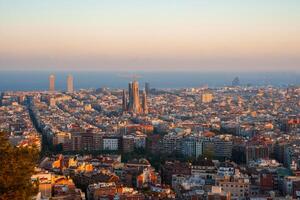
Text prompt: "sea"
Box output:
[[0, 71, 299, 92]]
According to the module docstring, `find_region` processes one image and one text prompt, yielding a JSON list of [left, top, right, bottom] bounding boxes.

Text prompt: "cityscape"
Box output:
[[1, 1, 300, 200], [1, 74, 300, 200]]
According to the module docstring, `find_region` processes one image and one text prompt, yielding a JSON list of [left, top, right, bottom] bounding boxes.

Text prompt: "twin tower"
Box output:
[[122, 81, 148, 114], [49, 74, 73, 93]]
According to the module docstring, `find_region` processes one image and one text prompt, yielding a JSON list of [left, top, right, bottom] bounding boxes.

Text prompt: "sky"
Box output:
[[0, 0, 299, 72]]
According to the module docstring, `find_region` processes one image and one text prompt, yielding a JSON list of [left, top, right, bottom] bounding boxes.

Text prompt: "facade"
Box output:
[[162, 133, 182, 154], [208, 186, 231, 200], [246, 145, 269, 164], [87, 182, 145, 200], [217, 176, 250, 199], [128, 81, 142, 114], [122, 89, 127, 111], [214, 135, 233, 159], [202, 137, 215, 158], [134, 134, 147, 149], [123, 135, 135, 153], [103, 137, 119, 151], [124, 80, 148, 114], [136, 167, 159, 188], [53, 132, 103, 152], [81, 132, 94, 151], [93, 133, 103, 150], [146, 134, 161, 154], [181, 136, 196, 158], [161, 161, 191, 185], [53, 132, 71, 145], [67, 74, 74, 93], [195, 139, 203, 159], [71, 132, 82, 151], [284, 144, 300, 170], [191, 163, 217, 183]]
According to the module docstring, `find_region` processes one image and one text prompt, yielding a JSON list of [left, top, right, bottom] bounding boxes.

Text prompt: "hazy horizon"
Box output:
[[1, 0, 300, 72], [0, 69, 300, 73], [0, 71, 299, 92]]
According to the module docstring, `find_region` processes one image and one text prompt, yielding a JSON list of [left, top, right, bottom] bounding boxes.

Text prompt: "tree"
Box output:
[[0, 132, 39, 200]]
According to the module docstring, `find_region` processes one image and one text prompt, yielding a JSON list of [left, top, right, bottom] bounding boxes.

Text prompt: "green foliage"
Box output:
[[0, 132, 39, 200]]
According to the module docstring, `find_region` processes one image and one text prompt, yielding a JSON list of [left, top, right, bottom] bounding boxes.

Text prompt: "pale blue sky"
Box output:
[[0, 0, 299, 71]]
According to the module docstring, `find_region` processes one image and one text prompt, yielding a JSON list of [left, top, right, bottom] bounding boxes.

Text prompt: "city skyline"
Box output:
[[1, 1, 300, 199], [0, 0, 300, 72]]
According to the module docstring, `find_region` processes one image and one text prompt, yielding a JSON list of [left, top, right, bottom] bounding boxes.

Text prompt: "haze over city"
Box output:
[[0, 0, 300, 72], [1, 1, 300, 200]]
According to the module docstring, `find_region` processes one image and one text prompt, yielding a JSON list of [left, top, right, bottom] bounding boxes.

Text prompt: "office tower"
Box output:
[[122, 89, 127, 111], [181, 136, 196, 158], [49, 74, 55, 92], [142, 90, 148, 114], [128, 80, 141, 114], [67, 75, 74, 93], [213, 136, 233, 159], [145, 82, 150, 95]]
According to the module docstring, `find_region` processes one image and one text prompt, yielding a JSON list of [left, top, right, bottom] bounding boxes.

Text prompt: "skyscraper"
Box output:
[[128, 82, 133, 106], [49, 74, 55, 92], [145, 82, 150, 95], [67, 75, 74, 93], [122, 89, 127, 111]]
